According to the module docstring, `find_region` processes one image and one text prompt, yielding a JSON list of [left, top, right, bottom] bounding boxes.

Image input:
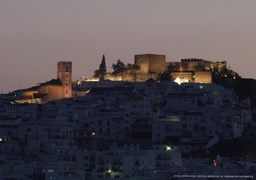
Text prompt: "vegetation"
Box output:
[[211, 67, 256, 111], [93, 57, 140, 77], [111, 59, 140, 75], [168, 63, 180, 72], [212, 67, 241, 86], [233, 78, 256, 113], [93, 55, 107, 78], [125, 63, 140, 74], [111, 59, 126, 75], [209, 137, 256, 159], [156, 72, 173, 81], [212, 66, 256, 118]]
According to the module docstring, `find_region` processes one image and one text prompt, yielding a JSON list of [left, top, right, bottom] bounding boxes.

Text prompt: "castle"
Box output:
[[105, 54, 227, 84], [134, 54, 226, 74], [15, 61, 72, 104]]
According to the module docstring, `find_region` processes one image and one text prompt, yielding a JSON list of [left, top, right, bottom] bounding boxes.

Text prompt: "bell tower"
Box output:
[[57, 61, 72, 98]]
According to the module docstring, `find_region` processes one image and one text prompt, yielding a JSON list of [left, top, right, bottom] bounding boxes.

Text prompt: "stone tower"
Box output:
[[57, 61, 72, 98]]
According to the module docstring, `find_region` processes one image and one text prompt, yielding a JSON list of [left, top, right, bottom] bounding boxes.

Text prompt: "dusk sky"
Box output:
[[1, 1, 256, 93]]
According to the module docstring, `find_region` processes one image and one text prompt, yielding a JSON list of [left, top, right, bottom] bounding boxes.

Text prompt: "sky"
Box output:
[[0, 0, 256, 93]]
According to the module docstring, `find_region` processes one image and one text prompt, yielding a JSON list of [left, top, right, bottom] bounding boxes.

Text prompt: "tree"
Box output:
[[156, 72, 173, 81], [93, 55, 107, 78], [112, 59, 126, 75], [111, 60, 140, 75], [99, 55, 106, 74], [168, 63, 180, 72], [126, 63, 140, 73]]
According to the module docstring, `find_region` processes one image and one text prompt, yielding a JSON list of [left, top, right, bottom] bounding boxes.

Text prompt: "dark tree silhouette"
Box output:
[[93, 55, 107, 78], [99, 55, 106, 74], [156, 72, 173, 81], [168, 63, 180, 72], [126, 63, 140, 74], [112, 59, 126, 75]]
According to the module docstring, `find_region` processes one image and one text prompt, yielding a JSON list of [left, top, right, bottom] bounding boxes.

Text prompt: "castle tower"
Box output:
[[57, 61, 72, 98], [134, 54, 166, 74]]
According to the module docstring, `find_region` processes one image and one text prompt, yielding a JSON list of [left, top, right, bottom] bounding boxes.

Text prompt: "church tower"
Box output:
[[57, 61, 72, 98]]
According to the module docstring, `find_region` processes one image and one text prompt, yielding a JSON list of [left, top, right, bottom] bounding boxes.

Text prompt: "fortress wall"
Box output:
[[171, 72, 193, 82], [135, 54, 166, 74], [133, 54, 224, 83], [135, 54, 227, 74], [168, 61, 227, 72], [135, 54, 150, 74], [134, 73, 158, 82], [167, 62, 206, 71], [194, 71, 212, 83], [204, 61, 226, 71], [148, 54, 166, 73], [104, 73, 158, 82]]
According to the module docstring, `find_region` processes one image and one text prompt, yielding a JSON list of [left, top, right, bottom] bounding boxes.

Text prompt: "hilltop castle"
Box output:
[[105, 54, 227, 83], [134, 54, 226, 74]]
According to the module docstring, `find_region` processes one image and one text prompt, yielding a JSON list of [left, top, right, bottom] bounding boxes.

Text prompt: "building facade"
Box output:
[[57, 61, 72, 98]]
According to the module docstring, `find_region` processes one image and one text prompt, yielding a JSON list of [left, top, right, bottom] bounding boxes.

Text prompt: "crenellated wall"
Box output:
[[134, 54, 227, 74], [133, 54, 226, 83]]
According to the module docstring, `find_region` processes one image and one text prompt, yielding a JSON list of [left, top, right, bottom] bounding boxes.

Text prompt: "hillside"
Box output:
[[209, 137, 256, 160]]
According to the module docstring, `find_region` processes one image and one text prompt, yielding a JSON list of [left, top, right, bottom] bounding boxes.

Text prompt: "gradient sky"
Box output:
[[1, 0, 256, 93]]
